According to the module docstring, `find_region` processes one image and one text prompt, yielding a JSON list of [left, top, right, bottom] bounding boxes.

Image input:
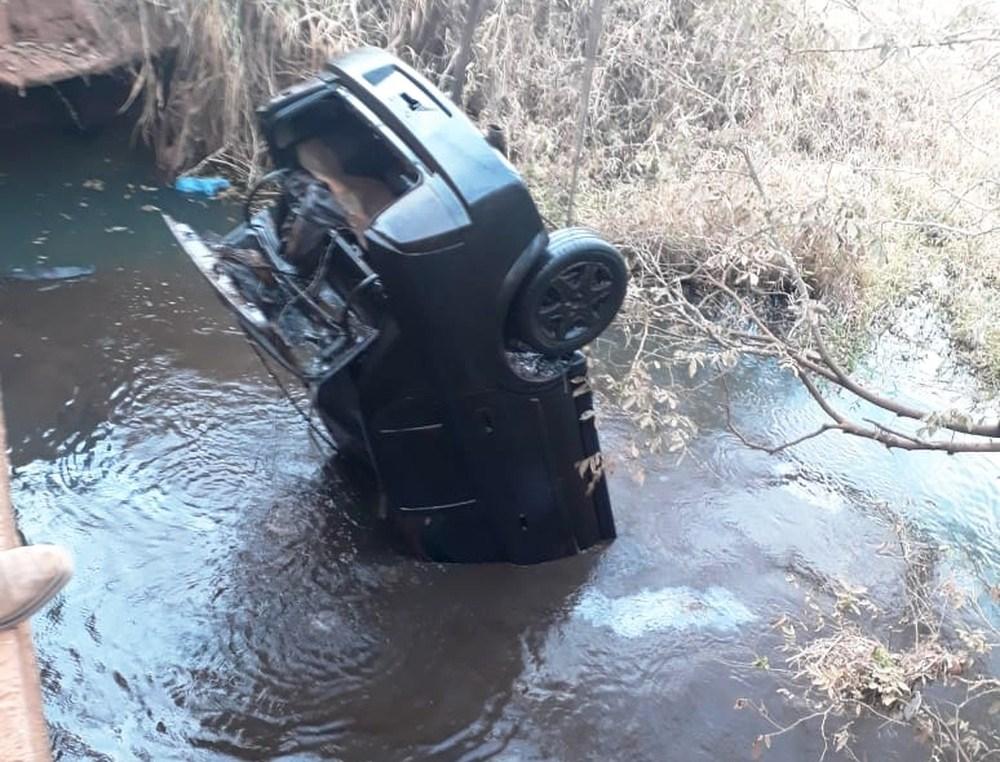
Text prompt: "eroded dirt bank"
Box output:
[[0, 0, 144, 131], [0, 0, 141, 89]]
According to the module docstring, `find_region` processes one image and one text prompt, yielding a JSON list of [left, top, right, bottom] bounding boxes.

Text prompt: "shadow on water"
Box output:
[[0, 124, 996, 760]]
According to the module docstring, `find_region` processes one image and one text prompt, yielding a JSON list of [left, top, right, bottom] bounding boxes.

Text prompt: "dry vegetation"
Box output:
[[736, 510, 1000, 760]]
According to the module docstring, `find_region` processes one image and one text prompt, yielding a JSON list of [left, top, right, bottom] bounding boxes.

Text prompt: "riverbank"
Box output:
[[0, 0, 145, 89], [0, 0, 145, 132]]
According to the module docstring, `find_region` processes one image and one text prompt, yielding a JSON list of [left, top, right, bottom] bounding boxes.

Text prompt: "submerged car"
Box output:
[[165, 48, 628, 564]]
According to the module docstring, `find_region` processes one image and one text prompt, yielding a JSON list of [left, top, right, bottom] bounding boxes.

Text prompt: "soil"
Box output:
[[0, 0, 142, 90]]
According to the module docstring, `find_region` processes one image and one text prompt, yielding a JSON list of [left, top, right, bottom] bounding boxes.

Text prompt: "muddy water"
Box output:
[[1, 126, 997, 761]]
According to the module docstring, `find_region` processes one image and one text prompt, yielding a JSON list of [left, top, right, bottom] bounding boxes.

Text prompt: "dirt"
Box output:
[[0, 0, 142, 90]]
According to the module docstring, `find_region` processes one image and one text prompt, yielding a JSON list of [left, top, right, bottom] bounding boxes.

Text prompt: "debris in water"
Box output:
[[174, 176, 230, 198], [82, 178, 105, 191], [104, 226, 129, 233], [2, 265, 96, 282], [140, 204, 159, 213]]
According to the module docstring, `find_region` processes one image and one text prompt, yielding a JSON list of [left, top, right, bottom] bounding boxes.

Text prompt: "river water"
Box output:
[[1, 125, 997, 761]]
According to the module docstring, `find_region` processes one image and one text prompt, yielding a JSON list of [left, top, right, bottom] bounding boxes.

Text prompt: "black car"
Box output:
[[165, 48, 628, 564]]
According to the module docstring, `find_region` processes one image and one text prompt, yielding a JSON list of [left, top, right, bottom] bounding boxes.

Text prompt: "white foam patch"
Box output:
[[574, 586, 756, 638]]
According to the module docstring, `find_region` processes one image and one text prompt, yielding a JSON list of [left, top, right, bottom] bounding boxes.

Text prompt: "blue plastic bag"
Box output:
[[174, 176, 231, 197]]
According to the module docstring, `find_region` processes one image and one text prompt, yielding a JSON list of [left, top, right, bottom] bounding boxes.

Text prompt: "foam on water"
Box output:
[[574, 585, 756, 638]]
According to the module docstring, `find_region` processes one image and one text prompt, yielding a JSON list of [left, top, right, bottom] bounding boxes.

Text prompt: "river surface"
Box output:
[[1, 125, 997, 761]]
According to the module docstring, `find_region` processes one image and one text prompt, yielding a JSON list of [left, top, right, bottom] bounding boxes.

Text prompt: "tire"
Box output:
[[512, 228, 628, 356]]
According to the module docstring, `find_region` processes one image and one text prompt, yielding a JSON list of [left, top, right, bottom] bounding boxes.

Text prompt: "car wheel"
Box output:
[[512, 228, 628, 356]]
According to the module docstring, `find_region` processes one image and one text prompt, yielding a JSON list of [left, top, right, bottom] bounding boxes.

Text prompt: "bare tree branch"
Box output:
[[640, 146, 1000, 455], [722, 377, 843, 454], [789, 34, 1000, 56]]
